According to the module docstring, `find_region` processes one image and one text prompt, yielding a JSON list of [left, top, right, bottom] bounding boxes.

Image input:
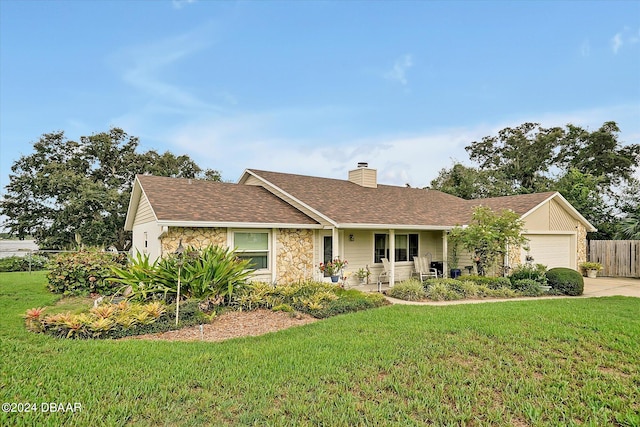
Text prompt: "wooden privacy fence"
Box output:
[[589, 240, 640, 278]]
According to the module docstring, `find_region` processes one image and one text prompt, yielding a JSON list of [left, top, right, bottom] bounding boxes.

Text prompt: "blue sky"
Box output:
[[1, 0, 639, 192]]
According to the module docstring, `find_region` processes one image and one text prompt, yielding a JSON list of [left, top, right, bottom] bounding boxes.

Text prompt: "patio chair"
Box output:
[[378, 258, 390, 283], [412, 254, 438, 281]]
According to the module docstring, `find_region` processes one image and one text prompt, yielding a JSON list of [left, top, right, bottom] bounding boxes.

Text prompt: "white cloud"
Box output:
[[110, 23, 220, 114], [384, 54, 413, 85], [611, 27, 640, 54], [158, 103, 640, 187], [612, 33, 623, 53], [172, 0, 197, 10]]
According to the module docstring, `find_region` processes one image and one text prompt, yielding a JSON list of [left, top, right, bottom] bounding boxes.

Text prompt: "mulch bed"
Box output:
[[122, 309, 318, 342]]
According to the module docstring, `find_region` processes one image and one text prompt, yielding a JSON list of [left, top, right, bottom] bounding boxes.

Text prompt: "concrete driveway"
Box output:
[[385, 276, 640, 306], [583, 276, 640, 298]]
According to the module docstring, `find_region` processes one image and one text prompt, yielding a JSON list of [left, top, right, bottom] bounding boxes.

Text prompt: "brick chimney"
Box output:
[[348, 162, 377, 188]]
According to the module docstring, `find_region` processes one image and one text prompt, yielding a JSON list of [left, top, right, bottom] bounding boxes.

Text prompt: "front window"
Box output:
[[234, 231, 269, 269], [374, 233, 418, 263]]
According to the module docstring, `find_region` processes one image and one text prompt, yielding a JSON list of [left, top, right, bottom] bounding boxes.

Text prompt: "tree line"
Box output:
[[429, 121, 640, 240], [2, 121, 638, 250], [0, 128, 221, 250]]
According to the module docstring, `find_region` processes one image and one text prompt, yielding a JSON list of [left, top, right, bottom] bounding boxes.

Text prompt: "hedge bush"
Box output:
[[0, 254, 49, 272], [47, 251, 127, 296], [546, 268, 584, 296]]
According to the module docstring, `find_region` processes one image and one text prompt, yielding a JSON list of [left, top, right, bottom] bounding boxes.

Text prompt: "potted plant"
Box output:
[[355, 267, 370, 284], [319, 258, 348, 283], [579, 261, 602, 278]]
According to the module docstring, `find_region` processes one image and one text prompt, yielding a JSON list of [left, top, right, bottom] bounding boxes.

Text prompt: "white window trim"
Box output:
[[230, 229, 271, 272]]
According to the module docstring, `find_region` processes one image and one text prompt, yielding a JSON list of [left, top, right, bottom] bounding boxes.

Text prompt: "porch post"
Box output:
[[442, 230, 448, 278], [389, 229, 395, 287], [332, 227, 339, 260]]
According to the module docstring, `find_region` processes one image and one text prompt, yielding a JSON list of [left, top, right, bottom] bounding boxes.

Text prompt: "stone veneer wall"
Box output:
[[508, 244, 523, 270], [576, 223, 587, 268], [276, 229, 314, 284], [161, 227, 228, 255]]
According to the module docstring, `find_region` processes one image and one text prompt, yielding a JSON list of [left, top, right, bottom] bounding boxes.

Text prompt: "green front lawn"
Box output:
[[1, 271, 639, 426]]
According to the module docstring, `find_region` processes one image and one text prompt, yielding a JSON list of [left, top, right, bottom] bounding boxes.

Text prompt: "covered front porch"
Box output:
[[314, 227, 454, 288]]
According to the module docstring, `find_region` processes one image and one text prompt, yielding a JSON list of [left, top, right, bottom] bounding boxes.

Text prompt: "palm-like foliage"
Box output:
[[109, 246, 253, 303], [616, 214, 640, 240]]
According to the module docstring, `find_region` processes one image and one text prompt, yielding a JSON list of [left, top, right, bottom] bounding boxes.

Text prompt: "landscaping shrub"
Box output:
[[232, 281, 388, 318], [458, 275, 511, 289], [25, 299, 213, 339], [109, 246, 253, 304], [386, 280, 427, 301], [306, 290, 387, 319], [0, 254, 49, 272], [546, 268, 584, 296], [509, 263, 548, 287], [425, 281, 464, 301], [424, 278, 520, 300], [47, 251, 126, 296], [511, 279, 544, 297]]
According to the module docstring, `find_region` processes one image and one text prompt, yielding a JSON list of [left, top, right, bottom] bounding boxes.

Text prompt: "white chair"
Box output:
[[378, 258, 390, 283], [412, 254, 438, 281]]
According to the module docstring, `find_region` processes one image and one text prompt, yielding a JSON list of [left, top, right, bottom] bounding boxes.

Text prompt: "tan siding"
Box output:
[[348, 168, 377, 188], [549, 199, 577, 230], [523, 201, 550, 230], [133, 193, 155, 225], [243, 176, 264, 186]]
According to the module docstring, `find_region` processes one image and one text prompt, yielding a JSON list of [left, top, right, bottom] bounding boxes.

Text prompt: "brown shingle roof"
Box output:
[[247, 169, 472, 226], [466, 192, 556, 216], [137, 175, 318, 225]]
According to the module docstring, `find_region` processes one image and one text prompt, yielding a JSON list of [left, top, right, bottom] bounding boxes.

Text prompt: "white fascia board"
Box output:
[[520, 192, 597, 232], [241, 170, 338, 227], [124, 177, 142, 231], [157, 221, 323, 229], [335, 223, 457, 230], [125, 177, 159, 231]]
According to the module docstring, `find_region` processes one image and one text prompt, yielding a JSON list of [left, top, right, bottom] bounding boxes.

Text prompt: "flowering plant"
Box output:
[[319, 258, 348, 276]]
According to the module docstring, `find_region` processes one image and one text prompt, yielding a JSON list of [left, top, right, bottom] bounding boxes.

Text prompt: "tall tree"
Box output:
[[465, 123, 563, 194], [558, 122, 640, 190], [1, 128, 221, 250], [434, 121, 639, 239], [430, 163, 514, 199]]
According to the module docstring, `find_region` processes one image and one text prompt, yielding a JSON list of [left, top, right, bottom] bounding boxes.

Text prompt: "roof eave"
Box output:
[[240, 169, 338, 227], [124, 176, 142, 231], [156, 221, 323, 229], [335, 223, 457, 230]]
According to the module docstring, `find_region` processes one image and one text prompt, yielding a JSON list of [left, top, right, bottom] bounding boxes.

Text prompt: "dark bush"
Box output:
[[47, 251, 127, 296], [546, 268, 584, 296], [0, 254, 49, 272]]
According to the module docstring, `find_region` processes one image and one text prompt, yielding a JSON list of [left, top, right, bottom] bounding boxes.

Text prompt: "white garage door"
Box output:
[[523, 234, 573, 269]]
